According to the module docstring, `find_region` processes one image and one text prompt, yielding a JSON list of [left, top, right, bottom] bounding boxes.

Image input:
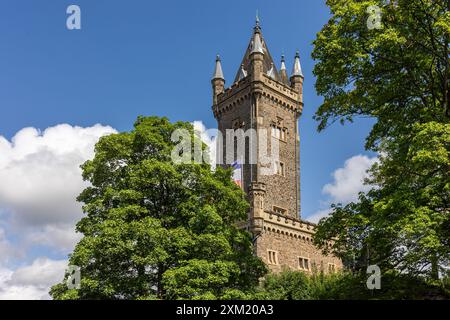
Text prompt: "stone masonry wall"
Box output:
[[256, 213, 343, 274]]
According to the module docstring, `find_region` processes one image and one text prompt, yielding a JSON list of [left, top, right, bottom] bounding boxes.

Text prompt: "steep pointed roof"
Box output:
[[237, 64, 248, 81], [267, 62, 276, 79], [233, 23, 280, 83], [212, 55, 224, 80], [291, 50, 303, 77], [251, 32, 264, 54], [279, 55, 289, 85]]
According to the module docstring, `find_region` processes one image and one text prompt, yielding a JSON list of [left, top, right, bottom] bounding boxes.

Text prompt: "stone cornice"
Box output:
[[213, 75, 302, 119]]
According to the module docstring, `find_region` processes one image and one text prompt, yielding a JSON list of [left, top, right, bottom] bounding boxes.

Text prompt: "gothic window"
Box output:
[[267, 250, 278, 265], [273, 206, 287, 215], [298, 257, 310, 271]]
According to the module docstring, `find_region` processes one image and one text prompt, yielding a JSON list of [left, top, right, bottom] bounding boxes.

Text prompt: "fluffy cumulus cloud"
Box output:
[[0, 123, 116, 299], [322, 155, 378, 204], [0, 258, 67, 300], [307, 155, 378, 223], [0, 124, 116, 226]]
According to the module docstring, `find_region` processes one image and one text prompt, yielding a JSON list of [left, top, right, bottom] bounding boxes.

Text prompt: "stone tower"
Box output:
[[212, 20, 342, 273]]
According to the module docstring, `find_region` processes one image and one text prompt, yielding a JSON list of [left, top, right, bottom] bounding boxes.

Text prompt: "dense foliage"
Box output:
[[50, 116, 266, 300], [253, 270, 449, 300], [312, 0, 449, 280]]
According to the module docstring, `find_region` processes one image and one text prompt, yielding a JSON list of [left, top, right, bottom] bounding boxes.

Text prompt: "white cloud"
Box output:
[[0, 258, 67, 300], [0, 124, 116, 227], [0, 124, 116, 252], [323, 155, 378, 203], [0, 123, 116, 299], [307, 209, 332, 224], [306, 155, 378, 223], [24, 224, 83, 253]]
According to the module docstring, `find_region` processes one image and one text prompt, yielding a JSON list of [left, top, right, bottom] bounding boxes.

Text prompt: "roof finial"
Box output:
[[254, 9, 261, 32]]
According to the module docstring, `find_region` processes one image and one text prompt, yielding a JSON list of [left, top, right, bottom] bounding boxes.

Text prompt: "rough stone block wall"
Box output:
[[258, 94, 299, 219], [256, 224, 343, 274]]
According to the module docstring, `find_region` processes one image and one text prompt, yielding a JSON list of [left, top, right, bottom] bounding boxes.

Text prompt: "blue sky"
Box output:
[[0, 0, 375, 215], [0, 0, 377, 298]]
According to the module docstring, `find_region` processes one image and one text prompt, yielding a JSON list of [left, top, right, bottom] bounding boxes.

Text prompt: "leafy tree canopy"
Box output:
[[253, 270, 449, 300], [50, 116, 266, 300], [312, 0, 449, 279]]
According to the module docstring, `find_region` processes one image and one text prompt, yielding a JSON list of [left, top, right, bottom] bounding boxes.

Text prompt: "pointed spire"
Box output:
[[251, 32, 264, 55], [280, 54, 287, 71], [279, 55, 289, 85], [291, 50, 303, 77], [267, 62, 276, 79], [251, 11, 264, 55], [212, 54, 224, 80], [237, 64, 248, 81]]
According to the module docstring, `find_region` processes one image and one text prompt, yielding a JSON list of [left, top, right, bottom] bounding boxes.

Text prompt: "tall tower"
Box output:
[[212, 20, 341, 272], [212, 20, 303, 220]]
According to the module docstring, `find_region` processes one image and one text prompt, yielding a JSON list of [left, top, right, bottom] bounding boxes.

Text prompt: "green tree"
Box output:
[[253, 270, 449, 300], [312, 0, 449, 280], [253, 269, 315, 300], [50, 116, 266, 300]]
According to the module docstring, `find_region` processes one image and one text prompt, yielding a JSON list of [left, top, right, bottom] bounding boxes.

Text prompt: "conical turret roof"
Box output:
[[233, 22, 280, 83]]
